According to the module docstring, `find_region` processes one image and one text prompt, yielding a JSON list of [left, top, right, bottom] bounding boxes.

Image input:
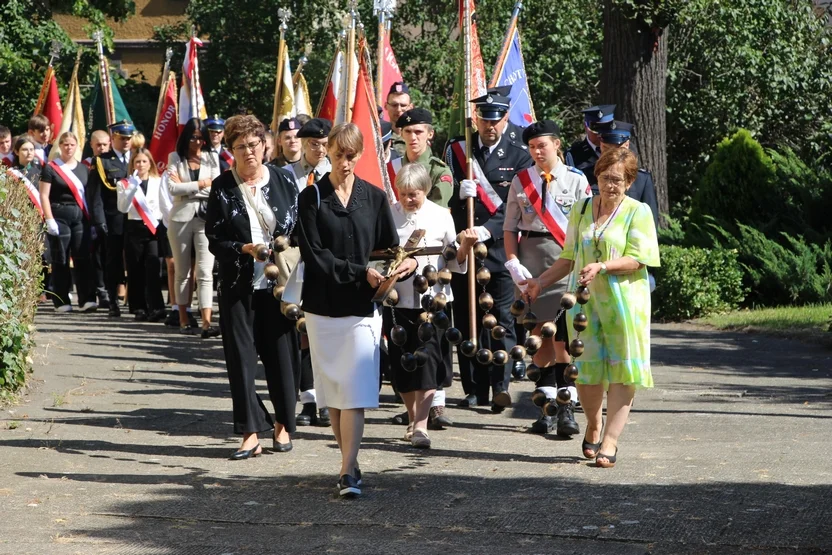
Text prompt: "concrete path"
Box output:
[[1, 308, 830, 554]]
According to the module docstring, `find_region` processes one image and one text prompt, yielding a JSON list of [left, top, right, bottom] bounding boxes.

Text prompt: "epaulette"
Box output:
[[568, 166, 585, 176], [638, 168, 650, 174], [507, 140, 528, 151], [430, 156, 448, 168]]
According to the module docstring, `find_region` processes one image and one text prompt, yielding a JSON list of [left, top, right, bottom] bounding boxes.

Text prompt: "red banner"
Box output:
[[150, 76, 179, 173], [318, 49, 342, 122], [42, 72, 63, 135], [380, 33, 403, 121]]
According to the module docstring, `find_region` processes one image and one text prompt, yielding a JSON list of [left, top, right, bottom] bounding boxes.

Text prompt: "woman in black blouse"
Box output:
[[39, 131, 103, 313], [297, 122, 416, 498], [205, 115, 300, 460]]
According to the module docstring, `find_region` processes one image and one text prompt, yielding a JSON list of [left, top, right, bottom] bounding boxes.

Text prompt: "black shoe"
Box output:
[[457, 394, 478, 408], [229, 443, 262, 460], [272, 438, 293, 453], [164, 309, 179, 327], [178, 325, 198, 336], [148, 308, 167, 323], [338, 474, 361, 498], [296, 403, 317, 426], [201, 326, 221, 339], [530, 415, 556, 434], [187, 312, 198, 328], [108, 304, 121, 318], [428, 406, 453, 430], [391, 411, 409, 425], [134, 309, 148, 322], [493, 390, 512, 408], [98, 297, 110, 309], [556, 403, 580, 437], [318, 407, 331, 426], [512, 360, 526, 381], [490, 403, 506, 414]]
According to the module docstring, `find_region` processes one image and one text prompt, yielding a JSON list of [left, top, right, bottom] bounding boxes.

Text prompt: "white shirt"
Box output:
[[240, 170, 276, 290], [116, 176, 170, 222], [390, 200, 466, 309], [478, 137, 498, 157]]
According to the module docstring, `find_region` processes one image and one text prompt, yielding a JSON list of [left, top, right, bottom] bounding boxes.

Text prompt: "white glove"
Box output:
[[459, 179, 478, 200], [126, 170, 141, 188], [505, 258, 533, 291], [45, 218, 60, 236], [472, 226, 491, 243]]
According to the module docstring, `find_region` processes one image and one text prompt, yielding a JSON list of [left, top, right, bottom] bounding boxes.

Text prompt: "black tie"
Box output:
[[480, 145, 491, 160]]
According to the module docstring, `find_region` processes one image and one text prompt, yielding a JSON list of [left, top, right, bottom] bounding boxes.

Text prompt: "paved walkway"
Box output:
[[1, 307, 831, 554]]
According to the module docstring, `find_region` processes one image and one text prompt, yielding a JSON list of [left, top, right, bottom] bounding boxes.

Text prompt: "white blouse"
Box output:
[[390, 200, 466, 309], [240, 170, 276, 290]]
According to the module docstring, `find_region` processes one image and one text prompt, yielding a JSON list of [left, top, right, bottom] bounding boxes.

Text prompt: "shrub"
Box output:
[[653, 245, 746, 321], [0, 172, 43, 399]]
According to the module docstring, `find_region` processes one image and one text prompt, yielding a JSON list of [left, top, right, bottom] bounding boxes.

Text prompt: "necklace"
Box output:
[[335, 186, 352, 206], [592, 197, 624, 262]]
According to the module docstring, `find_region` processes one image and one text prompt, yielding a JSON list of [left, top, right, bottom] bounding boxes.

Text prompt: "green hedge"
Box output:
[[0, 172, 43, 399], [653, 245, 746, 321]]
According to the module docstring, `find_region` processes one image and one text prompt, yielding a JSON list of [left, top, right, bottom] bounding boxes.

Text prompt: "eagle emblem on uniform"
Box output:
[[486, 95, 493, 104], [497, 148, 504, 157]]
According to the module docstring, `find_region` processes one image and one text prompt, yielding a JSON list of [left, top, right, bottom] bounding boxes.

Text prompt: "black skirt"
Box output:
[[382, 306, 452, 393]]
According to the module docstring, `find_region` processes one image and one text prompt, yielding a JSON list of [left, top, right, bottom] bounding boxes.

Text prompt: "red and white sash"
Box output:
[[516, 167, 568, 247], [450, 140, 502, 215], [219, 149, 234, 167], [8, 168, 43, 217], [81, 157, 93, 169], [120, 177, 159, 234], [386, 157, 403, 200], [49, 159, 89, 219], [34, 147, 46, 166], [1, 152, 13, 168]]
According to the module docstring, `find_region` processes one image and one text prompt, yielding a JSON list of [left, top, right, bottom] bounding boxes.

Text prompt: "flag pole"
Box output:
[[93, 30, 115, 127], [489, 1, 522, 87], [154, 48, 174, 128], [462, 0, 477, 344], [345, 1, 358, 122], [271, 8, 290, 133], [34, 40, 61, 116], [293, 55, 307, 86]]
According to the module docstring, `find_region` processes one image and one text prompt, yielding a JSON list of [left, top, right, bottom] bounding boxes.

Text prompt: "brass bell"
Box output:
[[272, 235, 291, 253], [421, 295, 434, 313], [417, 311, 432, 324], [401, 352, 418, 372], [531, 389, 548, 407], [413, 274, 429, 294], [254, 244, 270, 262], [473, 241, 488, 261], [556, 388, 572, 404], [524, 335, 542, 355], [569, 338, 585, 357], [564, 363, 579, 382], [482, 313, 498, 330], [390, 325, 408, 346], [478, 292, 494, 311], [414, 347, 429, 366], [510, 299, 526, 317], [576, 285, 591, 304], [523, 311, 539, 332], [509, 345, 526, 361], [561, 292, 577, 310], [264, 263, 280, 281], [460, 339, 478, 357], [431, 292, 448, 312], [476, 267, 491, 286], [492, 350, 508, 366], [572, 312, 588, 332], [417, 322, 436, 342], [543, 399, 559, 417], [475, 348, 494, 365], [438, 267, 453, 285], [272, 284, 285, 300], [445, 327, 463, 345], [385, 288, 400, 306], [442, 244, 458, 261], [491, 325, 507, 340], [283, 303, 301, 320], [525, 364, 542, 382], [422, 264, 438, 286], [296, 317, 307, 334], [540, 321, 556, 338], [432, 311, 450, 330]]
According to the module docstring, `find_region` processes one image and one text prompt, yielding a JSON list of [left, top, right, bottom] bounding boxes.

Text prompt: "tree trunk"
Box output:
[[600, 0, 669, 225]]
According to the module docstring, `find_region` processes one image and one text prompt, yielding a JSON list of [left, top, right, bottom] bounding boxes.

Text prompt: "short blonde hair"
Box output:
[[58, 131, 78, 145], [328, 123, 364, 156], [395, 163, 432, 195]]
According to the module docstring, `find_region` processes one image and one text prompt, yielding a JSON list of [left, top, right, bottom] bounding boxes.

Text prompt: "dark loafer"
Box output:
[[272, 438, 293, 453], [230, 443, 262, 460]]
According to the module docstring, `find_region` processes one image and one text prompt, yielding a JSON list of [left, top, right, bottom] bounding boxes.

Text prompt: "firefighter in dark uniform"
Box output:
[[565, 104, 616, 195], [204, 115, 233, 172], [386, 82, 413, 157], [445, 91, 533, 412], [88, 120, 134, 317]]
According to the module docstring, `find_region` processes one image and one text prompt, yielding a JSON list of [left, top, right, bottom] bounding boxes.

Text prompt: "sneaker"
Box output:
[[164, 309, 180, 327], [530, 415, 556, 434], [428, 406, 453, 430], [338, 474, 361, 498], [134, 309, 148, 322], [296, 403, 317, 426], [201, 326, 221, 339], [556, 403, 580, 437], [56, 304, 73, 313], [410, 428, 431, 449], [79, 301, 98, 313]]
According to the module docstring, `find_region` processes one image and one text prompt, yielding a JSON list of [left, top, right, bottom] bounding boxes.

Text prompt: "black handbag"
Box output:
[[196, 199, 209, 221]]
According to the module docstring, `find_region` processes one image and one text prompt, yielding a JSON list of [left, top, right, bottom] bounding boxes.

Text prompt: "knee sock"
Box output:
[[299, 348, 317, 404], [431, 389, 445, 408]]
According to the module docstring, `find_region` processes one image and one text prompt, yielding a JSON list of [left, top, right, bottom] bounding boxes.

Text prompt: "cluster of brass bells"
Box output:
[[261, 235, 304, 332]]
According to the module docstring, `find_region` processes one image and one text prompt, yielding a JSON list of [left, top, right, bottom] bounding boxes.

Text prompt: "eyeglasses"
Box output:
[[598, 175, 626, 186], [232, 139, 262, 153], [307, 140, 328, 151], [189, 136, 204, 143]]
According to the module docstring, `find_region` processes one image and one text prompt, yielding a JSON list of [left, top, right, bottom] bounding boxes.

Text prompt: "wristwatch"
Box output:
[[599, 262, 608, 275]]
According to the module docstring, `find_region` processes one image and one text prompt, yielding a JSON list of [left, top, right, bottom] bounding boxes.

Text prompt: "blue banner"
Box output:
[[494, 29, 534, 127]]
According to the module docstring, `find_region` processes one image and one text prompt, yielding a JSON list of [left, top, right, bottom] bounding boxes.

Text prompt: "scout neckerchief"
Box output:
[[49, 158, 89, 219], [449, 140, 502, 216]]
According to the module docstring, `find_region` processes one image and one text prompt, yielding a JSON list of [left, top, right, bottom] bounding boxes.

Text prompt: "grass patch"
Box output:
[[697, 304, 832, 346]]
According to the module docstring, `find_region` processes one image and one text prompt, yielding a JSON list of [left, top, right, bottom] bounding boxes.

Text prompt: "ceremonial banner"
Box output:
[[318, 48, 343, 122], [335, 50, 359, 125], [447, 0, 488, 139], [34, 67, 63, 135], [294, 72, 312, 117], [491, 26, 535, 127], [85, 67, 131, 157], [50, 55, 86, 162], [271, 38, 295, 131], [150, 71, 179, 174], [179, 36, 207, 126], [379, 32, 403, 121]]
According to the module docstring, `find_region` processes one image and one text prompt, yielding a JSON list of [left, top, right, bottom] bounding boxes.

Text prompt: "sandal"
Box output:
[[582, 437, 602, 459], [595, 448, 618, 468], [410, 428, 431, 449], [403, 423, 414, 442]]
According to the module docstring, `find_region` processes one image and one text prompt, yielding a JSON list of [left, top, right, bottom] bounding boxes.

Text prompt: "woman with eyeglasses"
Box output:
[[165, 117, 221, 337], [204, 115, 300, 460]]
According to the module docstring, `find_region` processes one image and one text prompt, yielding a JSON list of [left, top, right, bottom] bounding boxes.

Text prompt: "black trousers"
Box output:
[[124, 220, 164, 313], [104, 213, 125, 301], [93, 234, 107, 300], [49, 204, 95, 308], [219, 287, 299, 435], [451, 267, 517, 402]]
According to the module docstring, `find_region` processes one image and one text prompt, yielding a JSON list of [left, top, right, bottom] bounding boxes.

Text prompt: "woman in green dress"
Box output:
[[521, 148, 659, 468]]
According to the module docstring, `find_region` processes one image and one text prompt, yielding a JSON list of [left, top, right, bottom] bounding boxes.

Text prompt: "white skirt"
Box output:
[[306, 309, 382, 410]]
